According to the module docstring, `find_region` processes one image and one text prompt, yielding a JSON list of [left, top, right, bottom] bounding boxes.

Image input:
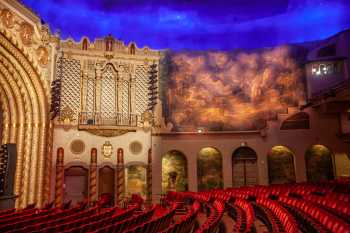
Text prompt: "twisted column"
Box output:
[[147, 148, 152, 203], [54, 148, 64, 208], [115, 148, 125, 206], [89, 148, 98, 205]]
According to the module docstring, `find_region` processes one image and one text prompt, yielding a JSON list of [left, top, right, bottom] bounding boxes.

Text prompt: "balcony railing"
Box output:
[[79, 111, 140, 127]]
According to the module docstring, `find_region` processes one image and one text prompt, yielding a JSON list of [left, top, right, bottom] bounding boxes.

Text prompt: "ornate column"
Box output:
[[115, 148, 125, 206], [147, 148, 152, 203], [54, 147, 64, 207], [43, 121, 54, 205], [95, 66, 102, 124], [89, 148, 98, 205]]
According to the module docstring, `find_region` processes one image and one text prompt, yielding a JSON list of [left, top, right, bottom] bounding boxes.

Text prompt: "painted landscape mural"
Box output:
[[305, 145, 334, 182], [163, 46, 307, 131], [162, 150, 188, 193], [126, 164, 147, 198], [197, 147, 223, 191], [268, 146, 296, 184]]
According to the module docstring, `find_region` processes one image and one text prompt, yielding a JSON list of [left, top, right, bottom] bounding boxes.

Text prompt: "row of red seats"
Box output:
[[92, 205, 156, 233], [256, 198, 298, 233], [279, 196, 350, 233], [125, 204, 177, 233], [233, 198, 254, 233], [65, 206, 137, 233], [195, 200, 224, 233], [160, 201, 201, 233], [11, 204, 96, 233]]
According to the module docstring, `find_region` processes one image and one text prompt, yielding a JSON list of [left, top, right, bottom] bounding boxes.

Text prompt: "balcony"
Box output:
[[78, 111, 141, 131]]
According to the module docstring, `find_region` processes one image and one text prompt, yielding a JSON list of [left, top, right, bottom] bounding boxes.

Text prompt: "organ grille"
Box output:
[[101, 66, 117, 119], [59, 58, 81, 120], [135, 65, 149, 115]]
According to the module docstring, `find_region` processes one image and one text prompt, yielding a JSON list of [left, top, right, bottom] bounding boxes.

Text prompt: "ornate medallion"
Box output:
[[102, 141, 113, 158], [20, 22, 34, 45], [1, 9, 14, 28]]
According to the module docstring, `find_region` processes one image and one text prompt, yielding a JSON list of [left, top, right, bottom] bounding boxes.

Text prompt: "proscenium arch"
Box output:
[[305, 144, 334, 182], [232, 146, 258, 187], [0, 30, 50, 207], [268, 146, 296, 184], [162, 150, 188, 192], [197, 147, 223, 191]]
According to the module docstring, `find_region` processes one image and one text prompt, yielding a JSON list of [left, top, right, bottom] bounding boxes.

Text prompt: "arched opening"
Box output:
[[268, 146, 296, 184], [98, 166, 115, 204], [232, 146, 258, 187], [280, 112, 310, 130], [82, 38, 88, 50], [197, 147, 223, 191], [129, 43, 136, 55], [305, 145, 334, 182], [125, 164, 147, 199], [162, 150, 188, 193], [64, 166, 88, 204]]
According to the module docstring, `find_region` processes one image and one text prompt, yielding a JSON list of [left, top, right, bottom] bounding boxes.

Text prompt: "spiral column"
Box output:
[[89, 148, 98, 205], [147, 148, 152, 203], [115, 148, 125, 206], [54, 147, 64, 208]]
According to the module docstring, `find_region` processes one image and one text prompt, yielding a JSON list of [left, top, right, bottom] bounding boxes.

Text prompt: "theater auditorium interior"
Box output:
[[0, 0, 350, 232]]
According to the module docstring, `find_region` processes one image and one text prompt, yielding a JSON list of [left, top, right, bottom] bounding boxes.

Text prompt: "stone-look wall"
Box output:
[[151, 107, 349, 201]]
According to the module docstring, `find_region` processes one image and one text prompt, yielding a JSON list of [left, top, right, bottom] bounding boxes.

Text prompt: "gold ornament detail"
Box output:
[[60, 106, 74, 123], [20, 22, 34, 45], [85, 129, 132, 137], [1, 9, 14, 28], [102, 141, 113, 158], [36, 46, 49, 66], [40, 26, 50, 44]]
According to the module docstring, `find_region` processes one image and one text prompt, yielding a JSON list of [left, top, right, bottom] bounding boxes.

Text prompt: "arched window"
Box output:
[[129, 43, 136, 55], [280, 112, 309, 130], [162, 150, 188, 192], [268, 146, 296, 184], [232, 146, 258, 187], [197, 147, 223, 191], [305, 145, 334, 182], [82, 38, 88, 50]]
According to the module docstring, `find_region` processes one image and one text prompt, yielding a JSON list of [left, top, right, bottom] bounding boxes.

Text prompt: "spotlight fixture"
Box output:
[[147, 63, 158, 112], [50, 55, 63, 119]]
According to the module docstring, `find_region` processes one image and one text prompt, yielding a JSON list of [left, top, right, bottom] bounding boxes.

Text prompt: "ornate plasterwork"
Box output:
[[85, 129, 132, 137], [0, 1, 56, 209]]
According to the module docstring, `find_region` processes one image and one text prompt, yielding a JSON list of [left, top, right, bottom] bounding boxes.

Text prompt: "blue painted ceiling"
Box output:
[[22, 0, 350, 50]]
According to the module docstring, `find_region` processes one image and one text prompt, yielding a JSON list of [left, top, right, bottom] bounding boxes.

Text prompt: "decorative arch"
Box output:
[[162, 150, 188, 193], [232, 146, 258, 187], [197, 147, 223, 191], [64, 166, 88, 204], [125, 163, 147, 198], [0, 30, 50, 208], [305, 145, 334, 182], [268, 146, 296, 184]]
